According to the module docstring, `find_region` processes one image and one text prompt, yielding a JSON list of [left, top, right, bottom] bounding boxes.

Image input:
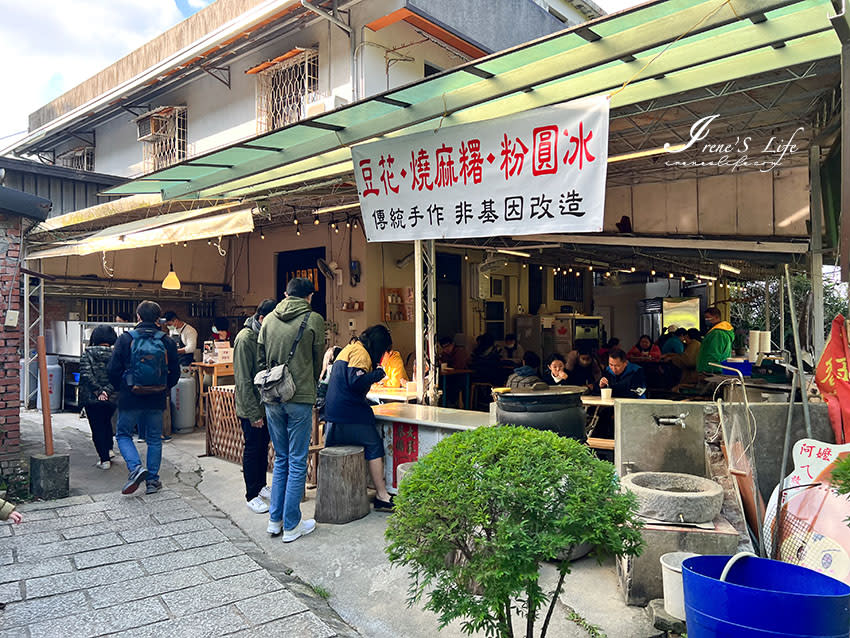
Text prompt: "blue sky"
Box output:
[[0, 0, 212, 147]]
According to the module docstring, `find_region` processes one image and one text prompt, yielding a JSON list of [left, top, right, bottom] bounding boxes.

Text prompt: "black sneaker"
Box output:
[[145, 480, 162, 495], [122, 466, 148, 495], [373, 496, 394, 512]]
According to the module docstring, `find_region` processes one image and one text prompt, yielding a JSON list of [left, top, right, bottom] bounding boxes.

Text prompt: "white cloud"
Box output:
[[0, 0, 184, 145]]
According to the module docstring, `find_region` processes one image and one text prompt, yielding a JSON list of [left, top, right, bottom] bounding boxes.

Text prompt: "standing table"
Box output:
[[372, 403, 490, 494]]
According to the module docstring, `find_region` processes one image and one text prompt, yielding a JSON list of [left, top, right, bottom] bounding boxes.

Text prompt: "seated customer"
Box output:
[[598, 337, 619, 362], [470, 333, 503, 386], [662, 328, 687, 354], [663, 328, 702, 386], [324, 325, 396, 512], [506, 352, 545, 389], [501, 333, 525, 365], [546, 353, 569, 385], [565, 343, 603, 389], [628, 335, 661, 361], [599, 349, 647, 399], [377, 350, 408, 388], [439, 335, 469, 369]]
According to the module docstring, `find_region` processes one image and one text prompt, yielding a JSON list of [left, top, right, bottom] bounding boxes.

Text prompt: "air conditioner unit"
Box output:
[[304, 95, 349, 119], [136, 111, 171, 142]]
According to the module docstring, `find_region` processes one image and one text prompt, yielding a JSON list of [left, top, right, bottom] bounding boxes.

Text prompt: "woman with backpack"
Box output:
[[80, 325, 118, 469]]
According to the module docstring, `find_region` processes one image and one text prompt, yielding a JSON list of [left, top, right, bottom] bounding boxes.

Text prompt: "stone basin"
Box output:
[[620, 471, 723, 524]]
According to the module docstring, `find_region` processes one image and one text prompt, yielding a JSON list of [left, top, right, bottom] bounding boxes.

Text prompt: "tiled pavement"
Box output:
[[0, 486, 358, 638]]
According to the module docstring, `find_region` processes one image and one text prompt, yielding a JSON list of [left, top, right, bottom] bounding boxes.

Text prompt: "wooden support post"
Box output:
[[36, 335, 54, 456]]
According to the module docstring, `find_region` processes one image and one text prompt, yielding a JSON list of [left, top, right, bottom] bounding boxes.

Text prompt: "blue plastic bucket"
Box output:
[[682, 554, 850, 637]]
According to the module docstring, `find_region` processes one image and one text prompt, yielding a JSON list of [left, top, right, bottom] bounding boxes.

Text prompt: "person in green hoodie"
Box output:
[[697, 306, 734, 373], [234, 298, 277, 515], [258, 278, 325, 543]]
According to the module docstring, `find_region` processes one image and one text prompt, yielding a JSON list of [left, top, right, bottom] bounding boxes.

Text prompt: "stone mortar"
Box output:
[[621, 471, 724, 524]]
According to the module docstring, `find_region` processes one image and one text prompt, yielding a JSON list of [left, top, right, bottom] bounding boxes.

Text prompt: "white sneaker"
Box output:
[[267, 519, 283, 536], [259, 485, 272, 501], [97, 461, 111, 470], [247, 496, 269, 514], [282, 518, 316, 543]]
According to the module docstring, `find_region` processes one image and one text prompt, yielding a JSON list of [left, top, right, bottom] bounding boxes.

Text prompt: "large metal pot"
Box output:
[[495, 386, 587, 441]]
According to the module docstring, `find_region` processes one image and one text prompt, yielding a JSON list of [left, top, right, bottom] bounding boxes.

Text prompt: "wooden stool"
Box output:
[[314, 445, 370, 524]]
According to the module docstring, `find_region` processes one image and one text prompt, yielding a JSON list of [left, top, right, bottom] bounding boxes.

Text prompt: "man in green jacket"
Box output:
[[697, 306, 735, 373], [258, 278, 325, 542], [234, 298, 277, 515]]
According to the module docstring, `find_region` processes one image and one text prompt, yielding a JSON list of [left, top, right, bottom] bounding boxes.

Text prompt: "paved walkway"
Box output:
[[1, 486, 356, 638]]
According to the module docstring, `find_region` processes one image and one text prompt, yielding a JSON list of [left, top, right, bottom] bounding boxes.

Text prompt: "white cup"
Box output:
[[440, 363, 449, 372], [600, 388, 613, 400]]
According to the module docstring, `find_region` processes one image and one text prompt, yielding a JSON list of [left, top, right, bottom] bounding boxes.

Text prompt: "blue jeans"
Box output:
[[116, 409, 163, 483], [264, 402, 312, 530]]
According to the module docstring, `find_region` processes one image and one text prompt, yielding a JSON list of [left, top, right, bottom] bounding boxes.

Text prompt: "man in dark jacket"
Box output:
[[599, 348, 647, 399], [258, 278, 325, 542], [108, 300, 180, 495], [234, 298, 276, 515]]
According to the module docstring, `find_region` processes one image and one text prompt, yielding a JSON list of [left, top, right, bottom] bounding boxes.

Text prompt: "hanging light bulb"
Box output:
[[719, 282, 725, 288], [260, 229, 266, 240], [681, 276, 686, 282], [630, 265, 636, 272], [162, 262, 181, 290], [605, 271, 611, 277], [331, 222, 337, 230], [183, 241, 188, 248], [575, 270, 580, 278], [669, 272, 674, 279], [346, 218, 351, 228], [464, 251, 469, 261], [296, 227, 301, 236], [650, 268, 656, 276], [539, 265, 543, 270], [522, 263, 527, 269], [335, 226, 339, 233], [207, 239, 212, 246], [293, 218, 299, 225], [353, 218, 359, 230], [568, 267, 573, 273], [313, 215, 320, 225]]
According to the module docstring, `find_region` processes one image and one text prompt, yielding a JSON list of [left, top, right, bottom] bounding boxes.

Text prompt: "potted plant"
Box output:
[[385, 425, 643, 638]]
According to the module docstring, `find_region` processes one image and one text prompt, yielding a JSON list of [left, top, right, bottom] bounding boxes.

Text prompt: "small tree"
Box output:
[[385, 425, 643, 638]]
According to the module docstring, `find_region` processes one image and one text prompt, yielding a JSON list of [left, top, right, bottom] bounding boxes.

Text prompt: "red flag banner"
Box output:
[[815, 314, 850, 444]]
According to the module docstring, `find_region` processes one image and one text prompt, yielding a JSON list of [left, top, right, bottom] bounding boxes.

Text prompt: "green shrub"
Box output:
[[385, 425, 643, 638]]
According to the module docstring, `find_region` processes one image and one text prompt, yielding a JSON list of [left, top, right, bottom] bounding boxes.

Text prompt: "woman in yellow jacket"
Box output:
[[377, 350, 408, 388]]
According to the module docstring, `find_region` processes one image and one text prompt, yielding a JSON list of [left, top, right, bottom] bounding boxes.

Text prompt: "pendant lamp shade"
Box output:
[[162, 262, 181, 290]]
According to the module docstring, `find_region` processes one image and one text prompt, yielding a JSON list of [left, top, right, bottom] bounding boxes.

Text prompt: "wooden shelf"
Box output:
[[381, 287, 414, 322]]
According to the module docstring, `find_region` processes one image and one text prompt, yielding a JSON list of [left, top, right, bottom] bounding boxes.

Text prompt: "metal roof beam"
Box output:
[[519, 233, 810, 253], [153, 0, 834, 200]]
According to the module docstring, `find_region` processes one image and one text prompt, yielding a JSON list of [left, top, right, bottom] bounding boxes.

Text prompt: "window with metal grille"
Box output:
[[58, 147, 94, 172], [554, 272, 584, 302], [85, 299, 138, 323], [256, 48, 319, 134], [138, 106, 188, 172]]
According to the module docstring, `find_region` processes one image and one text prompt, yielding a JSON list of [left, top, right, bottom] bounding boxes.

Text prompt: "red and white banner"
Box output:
[[815, 314, 850, 444], [351, 96, 609, 242]]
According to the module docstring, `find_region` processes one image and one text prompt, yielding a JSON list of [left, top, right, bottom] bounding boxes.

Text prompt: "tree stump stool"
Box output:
[[314, 445, 370, 524]]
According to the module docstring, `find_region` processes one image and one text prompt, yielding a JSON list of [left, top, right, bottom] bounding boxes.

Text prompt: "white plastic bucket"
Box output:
[[661, 551, 698, 620]]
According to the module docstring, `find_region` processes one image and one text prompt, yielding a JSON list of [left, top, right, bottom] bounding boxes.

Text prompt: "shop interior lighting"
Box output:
[[315, 202, 360, 215], [313, 215, 320, 225], [608, 144, 687, 163], [293, 218, 299, 225], [260, 229, 265, 240], [719, 263, 742, 274], [496, 248, 531, 258], [162, 262, 181, 290]]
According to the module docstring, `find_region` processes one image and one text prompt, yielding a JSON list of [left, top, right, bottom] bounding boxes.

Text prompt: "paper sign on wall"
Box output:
[[352, 96, 609, 242]]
